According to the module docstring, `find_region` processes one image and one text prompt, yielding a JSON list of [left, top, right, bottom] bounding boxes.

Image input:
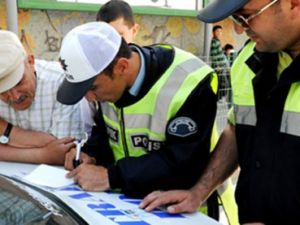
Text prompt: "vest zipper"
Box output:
[[119, 108, 129, 157]]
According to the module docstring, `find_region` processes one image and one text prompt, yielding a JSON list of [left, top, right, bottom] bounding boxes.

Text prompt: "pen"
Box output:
[[72, 133, 88, 168], [73, 139, 81, 168]]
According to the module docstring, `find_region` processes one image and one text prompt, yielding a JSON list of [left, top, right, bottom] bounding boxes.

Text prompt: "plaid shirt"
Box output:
[[0, 60, 93, 139]]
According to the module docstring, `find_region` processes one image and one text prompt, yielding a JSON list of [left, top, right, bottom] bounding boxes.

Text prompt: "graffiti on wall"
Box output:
[[2, 1, 247, 60], [44, 30, 62, 52]]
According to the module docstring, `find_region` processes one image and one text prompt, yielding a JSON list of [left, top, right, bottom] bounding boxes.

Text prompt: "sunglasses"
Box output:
[[230, 0, 279, 28]]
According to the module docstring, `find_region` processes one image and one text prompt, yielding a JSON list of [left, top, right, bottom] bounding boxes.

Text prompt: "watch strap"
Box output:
[[3, 122, 13, 138]]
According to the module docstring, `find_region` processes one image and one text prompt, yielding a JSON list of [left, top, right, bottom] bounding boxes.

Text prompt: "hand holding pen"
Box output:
[[73, 132, 88, 168]]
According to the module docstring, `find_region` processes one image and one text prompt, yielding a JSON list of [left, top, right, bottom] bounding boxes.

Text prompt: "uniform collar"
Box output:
[[128, 45, 145, 96]]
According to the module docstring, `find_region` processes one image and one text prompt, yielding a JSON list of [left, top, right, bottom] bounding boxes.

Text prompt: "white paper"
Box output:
[[23, 164, 74, 188]]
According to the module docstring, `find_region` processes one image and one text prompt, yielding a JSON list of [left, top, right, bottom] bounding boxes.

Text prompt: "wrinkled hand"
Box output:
[[40, 137, 75, 165], [66, 164, 110, 191], [140, 189, 202, 214], [64, 148, 96, 170]]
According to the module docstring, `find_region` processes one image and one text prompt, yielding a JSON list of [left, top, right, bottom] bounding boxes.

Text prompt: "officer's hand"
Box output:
[[140, 189, 202, 214], [64, 148, 96, 170], [66, 164, 110, 191]]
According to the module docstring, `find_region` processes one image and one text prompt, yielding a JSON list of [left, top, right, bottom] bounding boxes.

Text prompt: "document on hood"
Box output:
[[23, 164, 74, 189]]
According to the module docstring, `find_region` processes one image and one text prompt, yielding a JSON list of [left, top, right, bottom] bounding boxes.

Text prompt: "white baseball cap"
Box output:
[[57, 21, 122, 105], [0, 30, 26, 94]]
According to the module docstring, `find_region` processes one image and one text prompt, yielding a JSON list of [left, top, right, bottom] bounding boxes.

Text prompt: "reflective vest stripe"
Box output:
[[231, 41, 300, 138], [281, 111, 300, 136], [102, 49, 215, 135], [155, 58, 208, 123], [102, 104, 118, 123], [281, 82, 300, 136], [234, 105, 257, 126]]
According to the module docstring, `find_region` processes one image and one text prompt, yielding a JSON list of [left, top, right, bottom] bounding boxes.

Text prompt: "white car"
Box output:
[[0, 174, 87, 225]]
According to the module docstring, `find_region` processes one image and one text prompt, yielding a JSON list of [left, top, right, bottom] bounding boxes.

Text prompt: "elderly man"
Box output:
[[0, 30, 93, 165]]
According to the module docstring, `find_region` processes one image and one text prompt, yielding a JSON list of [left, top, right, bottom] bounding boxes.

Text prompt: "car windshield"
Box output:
[[0, 175, 85, 225]]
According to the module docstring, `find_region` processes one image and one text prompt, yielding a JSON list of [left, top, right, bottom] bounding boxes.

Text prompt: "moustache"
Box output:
[[8, 95, 28, 105]]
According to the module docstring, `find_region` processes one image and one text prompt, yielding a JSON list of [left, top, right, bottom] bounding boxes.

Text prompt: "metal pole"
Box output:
[[203, 23, 212, 60], [6, 0, 18, 35], [201, 0, 211, 61]]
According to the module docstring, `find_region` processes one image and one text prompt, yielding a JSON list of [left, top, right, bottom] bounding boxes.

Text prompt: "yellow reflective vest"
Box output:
[[230, 41, 300, 223], [102, 46, 238, 224]]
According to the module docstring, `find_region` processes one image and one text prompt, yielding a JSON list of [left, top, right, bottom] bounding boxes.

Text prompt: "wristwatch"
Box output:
[[0, 123, 13, 144]]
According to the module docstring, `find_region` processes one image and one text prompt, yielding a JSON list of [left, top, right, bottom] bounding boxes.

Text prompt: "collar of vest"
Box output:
[[246, 50, 278, 75], [246, 49, 300, 86], [278, 53, 300, 84]]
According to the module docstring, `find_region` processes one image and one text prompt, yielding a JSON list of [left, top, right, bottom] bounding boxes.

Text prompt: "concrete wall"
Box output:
[[0, 1, 248, 60]]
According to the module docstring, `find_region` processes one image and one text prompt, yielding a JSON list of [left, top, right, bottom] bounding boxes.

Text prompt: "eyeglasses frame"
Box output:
[[230, 0, 279, 28]]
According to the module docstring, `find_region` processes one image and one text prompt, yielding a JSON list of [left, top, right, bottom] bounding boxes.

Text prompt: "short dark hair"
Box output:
[[224, 43, 234, 51], [103, 38, 132, 76], [96, 0, 135, 27], [213, 25, 222, 32]]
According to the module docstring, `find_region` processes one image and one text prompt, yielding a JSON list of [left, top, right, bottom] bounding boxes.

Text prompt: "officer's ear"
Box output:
[[290, 0, 300, 14], [113, 57, 129, 75], [288, 0, 300, 25], [26, 54, 35, 66]]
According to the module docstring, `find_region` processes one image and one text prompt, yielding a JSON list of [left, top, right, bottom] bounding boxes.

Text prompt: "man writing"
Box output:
[[57, 21, 237, 222]]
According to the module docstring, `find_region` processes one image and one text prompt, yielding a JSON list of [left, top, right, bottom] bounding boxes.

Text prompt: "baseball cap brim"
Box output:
[[57, 75, 97, 105], [197, 0, 249, 23]]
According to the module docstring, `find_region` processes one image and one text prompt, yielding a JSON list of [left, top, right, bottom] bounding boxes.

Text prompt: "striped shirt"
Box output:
[[210, 38, 229, 74], [0, 60, 93, 139]]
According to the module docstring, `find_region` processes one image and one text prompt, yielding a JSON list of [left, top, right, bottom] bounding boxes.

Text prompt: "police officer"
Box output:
[[57, 22, 237, 223]]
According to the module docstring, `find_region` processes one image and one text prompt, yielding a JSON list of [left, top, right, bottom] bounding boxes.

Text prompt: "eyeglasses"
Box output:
[[230, 0, 278, 28]]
